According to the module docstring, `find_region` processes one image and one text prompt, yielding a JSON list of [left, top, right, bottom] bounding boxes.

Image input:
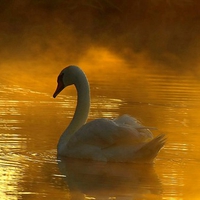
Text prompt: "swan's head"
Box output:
[[53, 65, 83, 98]]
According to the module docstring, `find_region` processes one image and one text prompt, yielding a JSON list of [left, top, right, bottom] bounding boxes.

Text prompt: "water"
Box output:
[[0, 55, 200, 199]]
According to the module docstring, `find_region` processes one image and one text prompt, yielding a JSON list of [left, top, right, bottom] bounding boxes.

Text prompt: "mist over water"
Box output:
[[0, 0, 200, 72]]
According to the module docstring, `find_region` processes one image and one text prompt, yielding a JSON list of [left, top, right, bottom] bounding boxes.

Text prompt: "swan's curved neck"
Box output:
[[69, 77, 90, 133], [58, 71, 90, 150]]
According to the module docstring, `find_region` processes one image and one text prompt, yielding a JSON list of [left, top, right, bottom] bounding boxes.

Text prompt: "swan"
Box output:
[[53, 65, 166, 162]]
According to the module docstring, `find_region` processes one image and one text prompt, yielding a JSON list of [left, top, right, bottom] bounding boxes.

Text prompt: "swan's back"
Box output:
[[61, 115, 166, 162]]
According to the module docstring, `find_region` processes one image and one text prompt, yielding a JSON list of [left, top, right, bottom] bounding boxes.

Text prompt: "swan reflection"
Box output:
[[57, 157, 162, 199]]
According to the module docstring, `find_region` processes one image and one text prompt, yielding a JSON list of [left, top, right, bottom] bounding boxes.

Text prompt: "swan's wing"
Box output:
[[67, 117, 153, 149], [102, 134, 166, 162], [114, 114, 154, 141]]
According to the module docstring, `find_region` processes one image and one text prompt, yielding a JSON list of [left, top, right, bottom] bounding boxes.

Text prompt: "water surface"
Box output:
[[0, 56, 200, 199]]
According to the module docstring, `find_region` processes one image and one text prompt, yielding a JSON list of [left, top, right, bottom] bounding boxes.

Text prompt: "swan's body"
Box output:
[[53, 65, 166, 162]]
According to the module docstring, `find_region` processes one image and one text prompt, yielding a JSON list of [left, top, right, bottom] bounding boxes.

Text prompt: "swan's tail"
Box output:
[[134, 134, 166, 163]]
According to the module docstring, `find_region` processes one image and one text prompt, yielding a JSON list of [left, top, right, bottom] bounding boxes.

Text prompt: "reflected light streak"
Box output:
[[54, 95, 124, 119], [0, 150, 27, 200], [0, 99, 24, 131], [91, 97, 123, 119], [164, 143, 189, 152], [0, 84, 30, 199]]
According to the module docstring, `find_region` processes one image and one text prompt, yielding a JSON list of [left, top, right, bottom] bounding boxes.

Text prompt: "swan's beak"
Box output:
[[53, 81, 65, 98]]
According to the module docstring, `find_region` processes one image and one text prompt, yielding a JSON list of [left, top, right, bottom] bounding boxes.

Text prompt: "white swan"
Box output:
[[53, 65, 166, 162]]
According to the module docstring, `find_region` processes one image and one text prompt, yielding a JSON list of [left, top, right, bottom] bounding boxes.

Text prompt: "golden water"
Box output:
[[0, 49, 200, 199]]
